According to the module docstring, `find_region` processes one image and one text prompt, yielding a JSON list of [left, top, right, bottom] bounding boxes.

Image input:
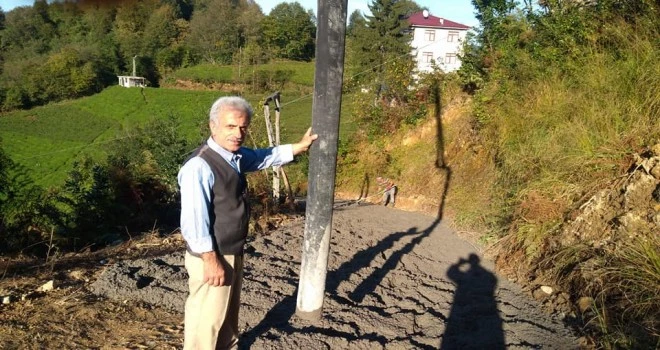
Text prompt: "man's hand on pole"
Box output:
[[293, 127, 318, 155]]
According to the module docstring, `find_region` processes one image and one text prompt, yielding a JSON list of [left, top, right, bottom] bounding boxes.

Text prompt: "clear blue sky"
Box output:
[[1, 0, 478, 27], [0, 0, 33, 11]]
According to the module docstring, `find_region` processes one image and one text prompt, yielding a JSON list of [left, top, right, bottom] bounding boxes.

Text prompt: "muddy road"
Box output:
[[1, 203, 579, 349]]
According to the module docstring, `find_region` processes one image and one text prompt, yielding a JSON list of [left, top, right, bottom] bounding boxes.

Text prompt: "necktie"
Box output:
[[231, 155, 240, 173]]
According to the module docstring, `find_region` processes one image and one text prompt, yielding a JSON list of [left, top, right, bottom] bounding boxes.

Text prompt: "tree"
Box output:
[[113, 0, 159, 66], [471, 0, 516, 50], [260, 2, 316, 61], [347, 9, 366, 37], [142, 4, 180, 57], [0, 5, 57, 55], [0, 6, 5, 30], [344, 0, 425, 138], [187, 0, 262, 64], [347, 0, 419, 96]]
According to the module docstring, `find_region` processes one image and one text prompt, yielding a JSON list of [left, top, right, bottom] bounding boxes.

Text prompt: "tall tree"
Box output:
[[113, 0, 160, 67], [187, 0, 257, 64], [347, 0, 419, 94], [260, 2, 316, 61], [142, 4, 179, 57], [471, 0, 516, 50], [346, 9, 366, 37], [0, 5, 57, 55]]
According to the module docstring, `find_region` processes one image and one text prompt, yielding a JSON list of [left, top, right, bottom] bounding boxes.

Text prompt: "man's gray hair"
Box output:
[[209, 96, 253, 122]]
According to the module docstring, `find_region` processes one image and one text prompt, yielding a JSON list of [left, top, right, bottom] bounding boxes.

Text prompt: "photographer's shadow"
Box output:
[[441, 254, 504, 349]]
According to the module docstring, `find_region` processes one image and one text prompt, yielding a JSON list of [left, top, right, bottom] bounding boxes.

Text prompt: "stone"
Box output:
[[540, 285, 553, 295], [38, 280, 54, 292]]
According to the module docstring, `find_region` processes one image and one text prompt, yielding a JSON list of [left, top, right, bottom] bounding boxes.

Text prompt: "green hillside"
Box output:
[[0, 84, 354, 188]]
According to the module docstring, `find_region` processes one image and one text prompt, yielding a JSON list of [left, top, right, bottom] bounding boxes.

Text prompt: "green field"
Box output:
[[0, 85, 357, 188]]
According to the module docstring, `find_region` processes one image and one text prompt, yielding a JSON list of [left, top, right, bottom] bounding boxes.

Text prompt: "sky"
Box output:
[[1, 0, 478, 27]]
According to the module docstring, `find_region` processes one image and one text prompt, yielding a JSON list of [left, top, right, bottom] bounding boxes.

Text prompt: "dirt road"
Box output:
[[1, 202, 579, 349]]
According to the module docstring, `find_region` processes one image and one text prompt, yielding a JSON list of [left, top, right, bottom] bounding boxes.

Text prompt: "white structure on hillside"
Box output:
[[408, 10, 470, 73], [118, 55, 146, 88]]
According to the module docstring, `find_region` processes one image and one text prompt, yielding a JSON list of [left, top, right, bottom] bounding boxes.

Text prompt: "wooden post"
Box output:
[[296, 0, 348, 321], [263, 93, 280, 203], [273, 93, 282, 203]]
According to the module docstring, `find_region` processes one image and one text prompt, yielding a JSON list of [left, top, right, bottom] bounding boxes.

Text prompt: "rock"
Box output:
[[650, 144, 660, 157], [577, 296, 594, 313], [651, 163, 660, 179], [38, 280, 54, 292], [540, 285, 553, 295]]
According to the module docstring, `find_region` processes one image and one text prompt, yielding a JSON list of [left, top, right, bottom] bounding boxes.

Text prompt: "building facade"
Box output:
[[408, 10, 470, 73]]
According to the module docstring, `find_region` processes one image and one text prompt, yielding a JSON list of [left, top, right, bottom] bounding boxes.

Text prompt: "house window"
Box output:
[[447, 31, 459, 42], [445, 53, 457, 64], [422, 52, 434, 63], [424, 30, 435, 42]]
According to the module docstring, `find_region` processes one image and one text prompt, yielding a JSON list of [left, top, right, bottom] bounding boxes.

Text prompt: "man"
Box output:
[[376, 176, 397, 207], [178, 96, 317, 349]]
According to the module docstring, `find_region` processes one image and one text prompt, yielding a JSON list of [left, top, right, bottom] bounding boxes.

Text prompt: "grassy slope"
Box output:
[[0, 61, 356, 189]]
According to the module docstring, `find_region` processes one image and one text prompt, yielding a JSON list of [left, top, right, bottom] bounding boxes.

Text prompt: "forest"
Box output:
[[0, 0, 317, 110]]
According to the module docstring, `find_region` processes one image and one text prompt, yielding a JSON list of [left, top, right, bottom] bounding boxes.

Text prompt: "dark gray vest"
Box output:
[[186, 144, 249, 255]]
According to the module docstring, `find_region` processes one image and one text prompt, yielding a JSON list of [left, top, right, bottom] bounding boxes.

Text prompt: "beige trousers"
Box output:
[[184, 252, 244, 350]]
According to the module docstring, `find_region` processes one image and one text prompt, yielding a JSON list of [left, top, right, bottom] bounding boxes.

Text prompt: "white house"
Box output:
[[118, 56, 147, 88], [408, 10, 470, 73], [117, 76, 146, 88]]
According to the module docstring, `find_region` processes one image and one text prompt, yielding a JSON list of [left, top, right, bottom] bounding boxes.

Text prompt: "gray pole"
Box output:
[[296, 0, 348, 320]]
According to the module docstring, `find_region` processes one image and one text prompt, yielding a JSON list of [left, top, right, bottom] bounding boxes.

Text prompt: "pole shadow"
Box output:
[[440, 253, 504, 349], [241, 71, 459, 348], [240, 220, 438, 348], [433, 74, 451, 221]]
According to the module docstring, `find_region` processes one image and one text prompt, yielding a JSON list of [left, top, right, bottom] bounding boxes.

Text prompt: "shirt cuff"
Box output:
[[280, 144, 294, 163], [186, 235, 214, 254]]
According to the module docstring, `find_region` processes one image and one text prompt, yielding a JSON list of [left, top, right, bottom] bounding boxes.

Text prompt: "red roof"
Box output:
[[408, 11, 470, 30]]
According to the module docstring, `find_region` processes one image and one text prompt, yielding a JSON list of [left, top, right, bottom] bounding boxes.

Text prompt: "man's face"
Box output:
[[210, 108, 250, 152]]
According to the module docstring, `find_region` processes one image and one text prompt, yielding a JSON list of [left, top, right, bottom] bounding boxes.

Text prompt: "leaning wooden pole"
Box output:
[[296, 0, 348, 320]]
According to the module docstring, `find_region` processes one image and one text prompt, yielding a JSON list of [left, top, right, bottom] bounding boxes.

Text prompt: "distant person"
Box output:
[[376, 176, 397, 207], [178, 96, 317, 349]]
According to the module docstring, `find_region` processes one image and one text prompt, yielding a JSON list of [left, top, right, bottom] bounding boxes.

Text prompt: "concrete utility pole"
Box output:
[[295, 0, 348, 320]]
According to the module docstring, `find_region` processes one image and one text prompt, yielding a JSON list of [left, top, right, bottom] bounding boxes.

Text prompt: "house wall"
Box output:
[[410, 26, 467, 73]]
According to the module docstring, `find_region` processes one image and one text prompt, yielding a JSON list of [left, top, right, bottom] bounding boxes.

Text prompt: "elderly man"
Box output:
[[178, 96, 317, 349]]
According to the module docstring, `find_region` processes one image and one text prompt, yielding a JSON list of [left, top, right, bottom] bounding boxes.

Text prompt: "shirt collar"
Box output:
[[206, 137, 243, 164]]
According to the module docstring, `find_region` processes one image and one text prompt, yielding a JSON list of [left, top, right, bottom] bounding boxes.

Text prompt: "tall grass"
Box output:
[[481, 23, 659, 244], [476, 16, 660, 347]]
